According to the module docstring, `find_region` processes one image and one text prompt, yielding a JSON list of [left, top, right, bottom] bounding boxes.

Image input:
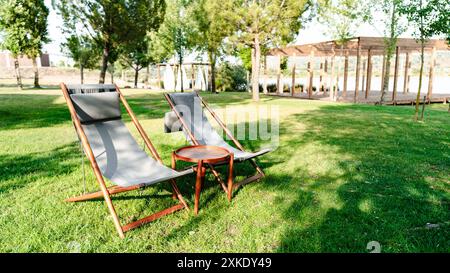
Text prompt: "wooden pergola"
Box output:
[[267, 37, 450, 104]]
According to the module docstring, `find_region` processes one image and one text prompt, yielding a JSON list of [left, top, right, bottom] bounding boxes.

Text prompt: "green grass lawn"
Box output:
[[0, 86, 449, 253]]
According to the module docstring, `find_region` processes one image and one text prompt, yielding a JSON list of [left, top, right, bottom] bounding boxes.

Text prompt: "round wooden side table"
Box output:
[[172, 145, 234, 215]]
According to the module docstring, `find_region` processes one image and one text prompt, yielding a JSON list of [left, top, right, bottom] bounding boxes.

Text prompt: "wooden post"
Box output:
[[381, 54, 386, 92], [365, 49, 372, 99], [354, 45, 361, 102], [319, 61, 324, 91], [277, 55, 282, 94], [427, 47, 436, 100], [329, 46, 336, 100], [291, 64, 296, 96], [343, 50, 349, 98], [361, 59, 366, 95], [323, 59, 328, 95], [392, 46, 400, 102], [403, 53, 410, 94], [308, 50, 314, 99]]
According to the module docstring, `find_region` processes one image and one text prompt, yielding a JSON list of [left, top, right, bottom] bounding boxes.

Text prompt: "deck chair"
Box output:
[[164, 92, 271, 200], [60, 83, 192, 238]]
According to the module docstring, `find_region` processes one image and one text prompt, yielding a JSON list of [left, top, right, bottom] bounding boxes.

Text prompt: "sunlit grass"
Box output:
[[0, 87, 448, 252]]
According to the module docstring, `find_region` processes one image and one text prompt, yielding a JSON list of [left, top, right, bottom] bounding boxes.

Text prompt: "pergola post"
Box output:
[[381, 54, 386, 92], [329, 46, 336, 101], [403, 53, 410, 93], [323, 59, 328, 95], [427, 47, 436, 101], [308, 50, 315, 99], [354, 45, 361, 102], [361, 59, 366, 96], [343, 50, 349, 98], [277, 55, 282, 94], [365, 49, 372, 99], [319, 61, 323, 91], [291, 64, 296, 96], [392, 46, 400, 102]]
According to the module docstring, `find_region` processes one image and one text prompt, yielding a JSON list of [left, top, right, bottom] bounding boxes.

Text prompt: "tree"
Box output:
[[232, 0, 312, 101], [0, 0, 49, 89], [154, 0, 197, 92], [377, 0, 406, 104], [191, 0, 236, 93], [61, 35, 101, 84], [399, 0, 449, 120], [55, 0, 166, 84], [120, 39, 153, 88]]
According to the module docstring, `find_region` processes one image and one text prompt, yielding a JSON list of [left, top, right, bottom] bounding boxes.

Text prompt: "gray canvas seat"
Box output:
[[68, 85, 192, 187], [165, 92, 271, 162]]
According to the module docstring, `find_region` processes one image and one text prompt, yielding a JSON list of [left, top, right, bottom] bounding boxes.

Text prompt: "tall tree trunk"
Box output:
[[380, 51, 392, 103], [144, 66, 149, 88], [179, 52, 184, 92], [80, 65, 84, 84], [99, 42, 111, 84], [32, 57, 40, 88], [208, 51, 217, 93], [14, 57, 23, 90], [414, 42, 425, 121], [110, 63, 114, 83], [251, 35, 261, 102], [134, 67, 139, 88], [380, 2, 397, 104]]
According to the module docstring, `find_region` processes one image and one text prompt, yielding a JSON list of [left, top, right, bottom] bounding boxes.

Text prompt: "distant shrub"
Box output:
[[215, 63, 248, 92]]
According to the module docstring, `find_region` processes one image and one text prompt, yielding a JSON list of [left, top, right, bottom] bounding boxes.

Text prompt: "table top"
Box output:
[[174, 145, 231, 163]]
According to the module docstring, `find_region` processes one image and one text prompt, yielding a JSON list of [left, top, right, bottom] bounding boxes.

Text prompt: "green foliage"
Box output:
[[0, 0, 49, 58], [318, 0, 371, 44], [55, 0, 166, 82], [237, 47, 252, 72], [153, 0, 197, 64], [215, 62, 248, 92], [232, 0, 311, 48], [399, 0, 449, 42], [61, 35, 100, 70]]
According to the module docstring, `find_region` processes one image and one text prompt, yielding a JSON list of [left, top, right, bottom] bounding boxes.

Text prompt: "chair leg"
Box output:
[[227, 154, 234, 202], [100, 187, 125, 238], [65, 184, 142, 202], [169, 180, 190, 211]]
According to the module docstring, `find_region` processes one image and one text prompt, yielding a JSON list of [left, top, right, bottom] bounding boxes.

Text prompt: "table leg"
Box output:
[[194, 160, 204, 215], [227, 154, 234, 202], [171, 152, 177, 200]]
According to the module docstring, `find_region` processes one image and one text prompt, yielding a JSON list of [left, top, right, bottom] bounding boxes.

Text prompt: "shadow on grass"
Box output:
[[0, 143, 79, 194], [270, 103, 449, 252]]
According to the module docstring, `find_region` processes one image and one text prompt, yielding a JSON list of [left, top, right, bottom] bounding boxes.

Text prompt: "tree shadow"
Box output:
[[269, 103, 449, 252], [0, 143, 80, 194]]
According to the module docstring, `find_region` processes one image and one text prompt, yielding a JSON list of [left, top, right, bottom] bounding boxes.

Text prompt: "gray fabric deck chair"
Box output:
[[164, 92, 271, 198], [60, 83, 191, 238]]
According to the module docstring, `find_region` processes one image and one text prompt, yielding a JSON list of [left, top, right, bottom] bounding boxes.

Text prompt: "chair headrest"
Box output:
[[66, 84, 117, 94], [70, 92, 121, 124]]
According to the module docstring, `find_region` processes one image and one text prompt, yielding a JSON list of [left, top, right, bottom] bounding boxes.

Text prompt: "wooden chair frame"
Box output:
[[61, 83, 189, 238], [164, 92, 266, 199]]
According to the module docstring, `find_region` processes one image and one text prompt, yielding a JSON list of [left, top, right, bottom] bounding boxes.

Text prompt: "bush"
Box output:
[[215, 62, 248, 92]]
